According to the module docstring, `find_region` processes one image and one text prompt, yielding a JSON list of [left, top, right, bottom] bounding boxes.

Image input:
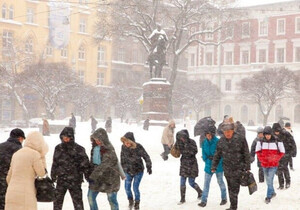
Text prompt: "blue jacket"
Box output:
[[202, 135, 223, 174]]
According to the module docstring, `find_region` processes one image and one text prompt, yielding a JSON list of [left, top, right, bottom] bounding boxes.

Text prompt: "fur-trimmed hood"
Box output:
[[24, 131, 48, 156], [121, 132, 137, 149]]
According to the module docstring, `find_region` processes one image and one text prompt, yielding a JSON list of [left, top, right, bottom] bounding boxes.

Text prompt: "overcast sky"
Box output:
[[233, 0, 294, 7]]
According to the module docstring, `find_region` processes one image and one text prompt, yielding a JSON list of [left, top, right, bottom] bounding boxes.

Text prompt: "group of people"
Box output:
[[0, 126, 152, 210]]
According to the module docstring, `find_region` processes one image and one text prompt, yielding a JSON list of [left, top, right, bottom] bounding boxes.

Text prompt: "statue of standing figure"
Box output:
[[147, 24, 168, 78]]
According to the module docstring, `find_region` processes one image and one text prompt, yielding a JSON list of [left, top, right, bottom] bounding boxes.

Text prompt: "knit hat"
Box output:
[[10, 128, 26, 139], [257, 127, 264, 133], [272, 123, 282, 132], [263, 126, 272, 135], [285, 122, 291, 127]]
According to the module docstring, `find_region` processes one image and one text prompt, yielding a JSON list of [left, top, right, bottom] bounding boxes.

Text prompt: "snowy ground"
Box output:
[[0, 120, 299, 210]]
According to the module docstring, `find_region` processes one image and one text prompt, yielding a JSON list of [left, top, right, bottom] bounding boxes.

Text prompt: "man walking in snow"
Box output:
[[160, 119, 175, 161], [212, 120, 251, 210]]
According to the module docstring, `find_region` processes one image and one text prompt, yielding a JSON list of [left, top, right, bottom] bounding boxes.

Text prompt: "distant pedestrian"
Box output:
[[198, 128, 227, 207], [90, 115, 98, 133], [5, 131, 48, 210], [284, 122, 295, 171], [42, 118, 50, 136], [256, 126, 285, 204], [120, 132, 152, 209], [105, 117, 112, 133], [89, 128, 121, 210], [51, 127, 90, 210], [250, 127, 265, 183], [143, 118, 150, 131], [175, 129, 202, 205], [160, 120, 175, 161], [0, 128, 25, 210], [69, 113, 76, 131]]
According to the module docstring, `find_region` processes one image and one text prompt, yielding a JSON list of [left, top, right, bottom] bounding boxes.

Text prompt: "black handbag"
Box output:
[[240, 171, 257, 195], [35, 175, 55, 202]]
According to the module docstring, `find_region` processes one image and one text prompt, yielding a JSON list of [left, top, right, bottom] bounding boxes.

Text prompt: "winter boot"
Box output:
[[194, 183, 203, 200], [134, 200, 140, 210], [129, 199, 134, 209], [177, 186, 186, 205]]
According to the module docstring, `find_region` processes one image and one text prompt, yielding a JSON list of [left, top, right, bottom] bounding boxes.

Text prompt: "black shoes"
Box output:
[[277, 186, 284, 190], [198, 202, 206, 207], [220, 200, 227, 205], [265, 197, 271, 204], [271, 192, 277, 198]]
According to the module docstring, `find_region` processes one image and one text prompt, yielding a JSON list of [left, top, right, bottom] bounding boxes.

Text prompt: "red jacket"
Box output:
[[256, 136, 285, 168]]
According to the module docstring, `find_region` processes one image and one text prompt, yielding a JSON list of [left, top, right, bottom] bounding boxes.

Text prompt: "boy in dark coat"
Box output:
[[250, 127, 265, 182], [51, 127, 90, 210], [175, 129, 202, 205], [0, 128, 25, 210], [120, 132, 152, 209]]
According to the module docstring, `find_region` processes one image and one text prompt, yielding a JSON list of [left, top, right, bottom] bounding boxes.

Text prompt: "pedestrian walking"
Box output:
[[5, 131, 48, 210], [198, 128, 227, 207], [42, 118, 50, 136], [51, 127, 90, 210], [69, 113, 76, 131], [143, 118, 150, 131], [255, 126, 285, 204], [250, 127, 265, 183], [160, 119, 175, 161], [284, 122, 295, 171], [0, 128, 25, 210], [88, 128, 121, 210], [212, 120, 251, 210], [120, 132, 152, 209], [90, 115, 98, 133], [175, 129, 202, 205], [105, 117, 112, 133]]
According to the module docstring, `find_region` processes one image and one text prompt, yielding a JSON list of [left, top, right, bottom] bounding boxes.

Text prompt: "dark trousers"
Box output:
[[54, 180, 84, 210], [225, 175, 240, 210], [289, 156, 293, 169], [258, 166, 264, 182], [278, 156, 290, 187], [0, 179, 7, 210], [161, 144, 171, 160]]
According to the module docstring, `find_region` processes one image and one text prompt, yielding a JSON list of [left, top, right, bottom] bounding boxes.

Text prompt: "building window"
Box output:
[[9, 6, 13, 20], [78, 46, 85, 60], [97, 46, 106, 66], [295, 17, 300, 33], [117, 47, 125, 62], [295, 47, 300, 62], [277, 19, 285, 35], [242, 22, 250, 38], [46, 46, 53, 56], [225, 79, 231, 91], [241, 50, 249, 64], [78, 70, 85, 82], [205, 26, 213, 40], [25, 39, 33, 53], [61, 48, 67, 58], [258, 49, 267, 63], [2, 4, 6, 19], [79, 19, 86, 33], [97, 72, 104, 85], [2, 31, 13, 47], [259, 20, 268, 36], [190, 53, 195, 66], [205, 52, 213, 65], [225, 51, 233, 65], [276, 48, 285, 63], [225, 26, 234, 38], [26, 8, 34, 23]]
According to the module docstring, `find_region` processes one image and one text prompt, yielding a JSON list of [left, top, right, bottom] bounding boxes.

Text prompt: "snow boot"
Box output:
[[129, 199, 134, 209], [134, 200, 140, 210], [194, 183, 203, 200], [177, 186, 186, 205]]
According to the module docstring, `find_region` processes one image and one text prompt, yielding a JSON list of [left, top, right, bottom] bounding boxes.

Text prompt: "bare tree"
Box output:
[[16, 62, 79, 119], [95, 0, 235, 114], [239, 67, 298, 126], [174, 78, 220, 121]]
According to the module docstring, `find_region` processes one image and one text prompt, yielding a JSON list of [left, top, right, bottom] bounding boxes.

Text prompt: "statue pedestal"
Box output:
[[142, 78, 171, 124]]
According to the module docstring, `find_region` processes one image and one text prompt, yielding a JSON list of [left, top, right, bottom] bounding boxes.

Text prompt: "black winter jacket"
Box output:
[[212, 132, 251, 177], [51, 127, 90, 185], [275, 130, 297, 158]]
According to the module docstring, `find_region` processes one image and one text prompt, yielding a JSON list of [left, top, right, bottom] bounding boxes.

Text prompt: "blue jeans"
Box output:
[[125, 172, 144, 201], [180, 176, 196, 187], [87, 189, 119, 210], [263, 167, 277, 198], [201, 172, 227, 203]]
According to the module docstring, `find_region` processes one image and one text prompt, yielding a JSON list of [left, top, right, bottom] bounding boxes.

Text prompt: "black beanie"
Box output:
[[272, 123, 282, 132], [10, 128, 26, 139], [124, 132, 135, 142]]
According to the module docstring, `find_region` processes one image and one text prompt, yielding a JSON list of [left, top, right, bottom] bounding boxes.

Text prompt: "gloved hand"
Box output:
[[250, 156, 255, 163], [147, 168, 152, 175], [208, 156, 214, 160]]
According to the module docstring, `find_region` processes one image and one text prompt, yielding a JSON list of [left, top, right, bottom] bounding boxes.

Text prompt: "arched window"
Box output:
[[241, 105, 248, 123], [25, 38, 33, 53], [224, 105, 231, 116], [78, 45, 85, 60], [9, 5, 13, 20], [2, 4, 6, 19], [275, 105, 283, 121], [294, 104, 300, 123]]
